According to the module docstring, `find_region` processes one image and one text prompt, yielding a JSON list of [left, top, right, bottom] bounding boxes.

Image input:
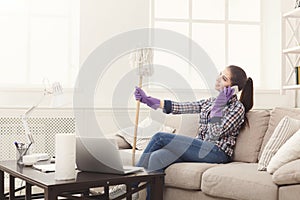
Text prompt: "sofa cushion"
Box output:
[[165, 114, 199, 138], [267, 129, 300, 174], [272, 159, 300, 185], [201, 163, 278, 200], [119, 149, 142, 166], [164, 187, 228, 200], [165, 162, 217, 190], [258, 107, 300, 160], [115, 117, 176, 150], [258, 116, 300, 171], [233, 110, 270, 163], [115, 135, 131, 149], [279, 185, 300, 200]]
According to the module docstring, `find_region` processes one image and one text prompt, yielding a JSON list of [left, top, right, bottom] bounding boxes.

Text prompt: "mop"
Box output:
[[129, 48, 153, 166]]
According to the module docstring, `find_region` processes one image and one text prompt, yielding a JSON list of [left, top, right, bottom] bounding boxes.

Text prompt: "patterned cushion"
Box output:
[[258, 116, 300, 171]]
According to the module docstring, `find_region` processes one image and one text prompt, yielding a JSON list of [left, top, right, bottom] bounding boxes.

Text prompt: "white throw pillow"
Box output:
[[272, 159, 300, 185], [116, 117, 176, 150], [258, 116, 300, 171], [267, 128, 300, 174]]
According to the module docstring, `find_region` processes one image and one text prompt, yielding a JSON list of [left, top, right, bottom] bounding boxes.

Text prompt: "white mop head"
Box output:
[[129, 48, 154, 77]]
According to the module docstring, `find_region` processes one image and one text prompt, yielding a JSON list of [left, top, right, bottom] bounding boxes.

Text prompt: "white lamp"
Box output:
[[21, 81, 64, 154]]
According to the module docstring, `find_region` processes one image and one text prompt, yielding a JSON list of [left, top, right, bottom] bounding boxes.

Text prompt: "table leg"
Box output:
[[82, 189, 90, 197], [44, 188, 58, 200], [0, 170, 4, 199], [25, 182, 32, 200], [150, 176, 164, 200], [126, 184, 132, 200], [9, 175, 15, 200], [103, 186, 109, 199]]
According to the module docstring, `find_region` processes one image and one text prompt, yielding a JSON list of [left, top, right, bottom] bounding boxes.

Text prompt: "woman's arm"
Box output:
[[163, 99, 212, 114], [205, 102, 245, 142], [134, 87, 208, 114]]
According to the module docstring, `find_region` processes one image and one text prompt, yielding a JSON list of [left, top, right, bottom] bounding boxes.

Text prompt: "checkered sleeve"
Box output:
[[206, 103, 245, 142], [163, 99, 211, 114]]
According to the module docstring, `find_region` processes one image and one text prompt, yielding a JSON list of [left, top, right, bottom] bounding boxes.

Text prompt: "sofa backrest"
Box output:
[[233, 109, 270, 163], [165, 110, 272, 163], [165, 110, 270, 162], [164, 107, 300, 164], [164, 114, 199, 138]]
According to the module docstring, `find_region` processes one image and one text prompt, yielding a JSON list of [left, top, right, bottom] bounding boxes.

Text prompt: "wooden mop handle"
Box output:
[[132, 76, 143, 166]]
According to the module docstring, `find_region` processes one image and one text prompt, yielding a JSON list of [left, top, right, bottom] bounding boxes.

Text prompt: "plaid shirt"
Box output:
[[163, 95, 245, 157]]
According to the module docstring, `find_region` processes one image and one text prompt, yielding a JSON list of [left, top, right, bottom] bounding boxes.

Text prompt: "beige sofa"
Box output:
[[118, 107, 300, 200]]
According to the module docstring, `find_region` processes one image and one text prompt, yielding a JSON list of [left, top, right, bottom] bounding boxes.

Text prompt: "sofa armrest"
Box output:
[[272, 159, 300, 185]]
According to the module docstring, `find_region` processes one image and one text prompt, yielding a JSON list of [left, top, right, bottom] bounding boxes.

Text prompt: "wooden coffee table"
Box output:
[[0, 160, 164, 200]]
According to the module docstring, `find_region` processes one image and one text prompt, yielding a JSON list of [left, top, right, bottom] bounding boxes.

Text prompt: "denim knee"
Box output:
[[148, 151, 164, 171], [151, 132, 164, 140]]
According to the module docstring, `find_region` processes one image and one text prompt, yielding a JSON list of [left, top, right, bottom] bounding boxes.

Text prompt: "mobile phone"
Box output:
[[231, 85, 239, 95]]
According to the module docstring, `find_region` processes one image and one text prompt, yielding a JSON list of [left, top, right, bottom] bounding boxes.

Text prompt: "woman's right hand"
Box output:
[[134, 87, 161, 110], [210, 86, 235, 118]]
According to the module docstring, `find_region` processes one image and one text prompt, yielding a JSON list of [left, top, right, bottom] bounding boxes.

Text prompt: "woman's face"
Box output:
[[215, 68, 232, 91]]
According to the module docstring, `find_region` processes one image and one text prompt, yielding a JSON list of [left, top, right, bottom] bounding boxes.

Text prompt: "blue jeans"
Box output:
[[136, 132, 231, 200]]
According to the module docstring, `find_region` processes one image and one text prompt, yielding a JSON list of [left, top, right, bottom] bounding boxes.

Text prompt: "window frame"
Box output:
[[0, 0, 80, 89], [150, 0, 262, 89]]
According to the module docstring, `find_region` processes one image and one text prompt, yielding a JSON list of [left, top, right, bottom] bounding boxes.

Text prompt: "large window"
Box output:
[[152, 0, 261, 88], [0, 0, 79, 88]]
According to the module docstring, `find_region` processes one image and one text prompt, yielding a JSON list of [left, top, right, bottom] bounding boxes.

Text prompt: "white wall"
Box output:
[[250, 0, 295, 109], [79, 0, 296, 109], [261, 0, 281, 89], [79, 0, 150, 63], [0, 0, 298, 142], [0, 0, 152, 137], [0, 0, 298, 111], [69, 0, 300, 109], [79, 0, 151, 108], [0, 0, 150, 109]]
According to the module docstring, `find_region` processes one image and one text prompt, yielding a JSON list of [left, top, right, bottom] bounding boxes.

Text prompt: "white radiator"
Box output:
[[0, 116, 75, 161]]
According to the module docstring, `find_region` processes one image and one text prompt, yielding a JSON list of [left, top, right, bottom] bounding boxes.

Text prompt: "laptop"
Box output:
[[76, 136, 144, 175]]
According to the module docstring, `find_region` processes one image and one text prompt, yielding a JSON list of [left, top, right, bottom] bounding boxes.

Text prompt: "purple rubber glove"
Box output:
[[134, 87, 161, 110], [210, 86, 235, 119]]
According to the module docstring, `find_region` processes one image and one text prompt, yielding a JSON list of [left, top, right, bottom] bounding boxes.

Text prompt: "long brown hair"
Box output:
[[227, 65, 253, 129]]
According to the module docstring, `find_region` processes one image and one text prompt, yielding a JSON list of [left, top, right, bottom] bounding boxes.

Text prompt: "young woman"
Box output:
[[135, 65, 253, 171], [110, 65, 253, 200]]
